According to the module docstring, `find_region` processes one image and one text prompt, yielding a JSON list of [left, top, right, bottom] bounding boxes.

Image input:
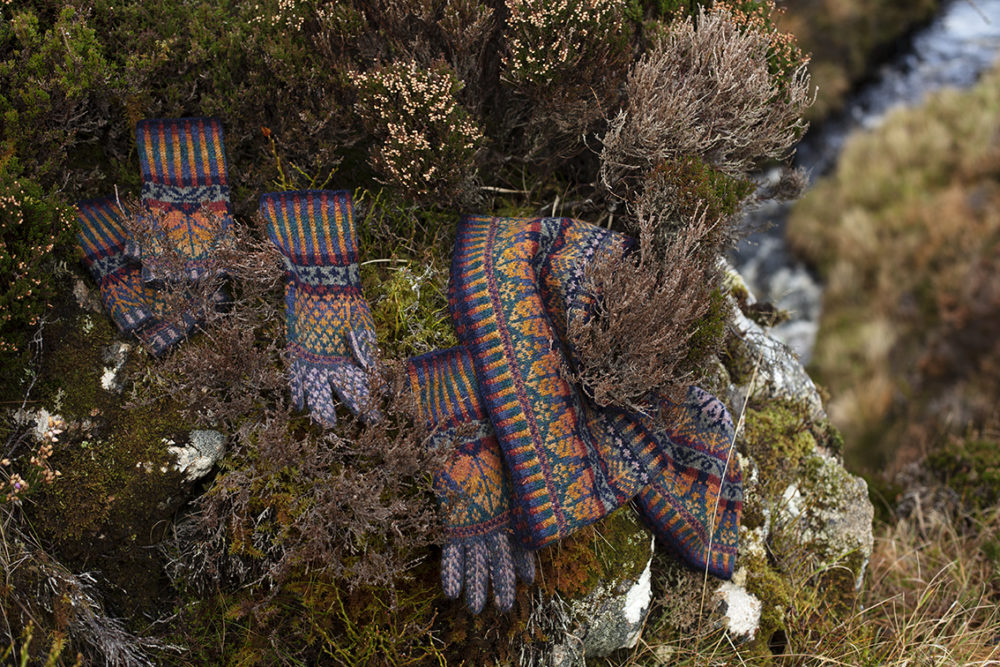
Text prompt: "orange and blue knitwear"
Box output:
[[449, 215, 647, 550], [407, 347, 534, 613], [76, 197, 208, 356], [448, 215, 742, 578], [262, 190, 379, 427], [134, 118, 233, 281]]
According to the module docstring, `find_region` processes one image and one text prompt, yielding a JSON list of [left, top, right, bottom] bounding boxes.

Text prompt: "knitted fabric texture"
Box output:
[[449, 215, 742, 577], [407, 347, 534, 614], [76, 197, 207, 356], [448, 215, 646, 551], [534, 215, 741, 575], [262, 190, 380, 427], [632, 387, 742, 578], [132, 117, 233, 282]]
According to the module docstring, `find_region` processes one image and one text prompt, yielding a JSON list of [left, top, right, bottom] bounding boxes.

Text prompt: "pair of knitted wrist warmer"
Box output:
[[261, 191, 743, 615], [76, 118, 231, 355]]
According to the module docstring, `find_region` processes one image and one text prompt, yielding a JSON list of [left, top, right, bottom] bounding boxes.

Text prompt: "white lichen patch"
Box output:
[[624, 543, 654, 625], [13, 408, 66, 444], [100, 342, 131, 393], [715, 580, 762, 639], [781, 482, 804, 519], [166, 430, 226, 483], [775, 451, 875, 590]]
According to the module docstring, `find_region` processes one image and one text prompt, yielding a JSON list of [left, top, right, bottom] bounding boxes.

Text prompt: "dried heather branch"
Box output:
[[600, 6, 812, 202], [569, 207, 726, 410]]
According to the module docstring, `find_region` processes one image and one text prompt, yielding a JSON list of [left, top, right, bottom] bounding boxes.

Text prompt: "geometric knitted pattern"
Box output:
[[76, 197, 208, 356], [535, 217, 742, 577], [77, 197, 155, 333], [632, 387, 742, 578], [407, 347, 534, 614], [448, 215, 743, 577], [133, 117, 233, 282], [448, 215, 646, 551], [261, 190, 380, 427]]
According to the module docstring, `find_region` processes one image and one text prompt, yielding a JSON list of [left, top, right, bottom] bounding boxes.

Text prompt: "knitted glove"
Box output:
[[407, 347, 534, 614], [76, 198, 205, 356], [262, 190, 380, 427], [132, 117, 233, 282]]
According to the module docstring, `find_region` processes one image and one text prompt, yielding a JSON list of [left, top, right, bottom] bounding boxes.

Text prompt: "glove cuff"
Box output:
[[77, 198, 129, 277], [136, 118, 229, 187], [406, 347, 486, 428], [261, 190, 359, 268]]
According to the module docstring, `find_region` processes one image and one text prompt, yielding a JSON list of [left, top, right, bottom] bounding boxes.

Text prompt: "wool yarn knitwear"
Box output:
[[76, 197, 206, 356], [132, 117, 233, 282], [262, 190, 380, 427], [407, 347, 534, 614], [448, 215, 647, 550], [532, 216, 741, 575], [449, 215, 742, 577]]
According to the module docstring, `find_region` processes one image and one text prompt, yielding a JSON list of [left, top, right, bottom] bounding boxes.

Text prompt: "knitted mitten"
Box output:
[[261, 190, 380, 427], [77, 198, 204, 356], [407, 347, 534, 614], [132, 117, 233, 282]]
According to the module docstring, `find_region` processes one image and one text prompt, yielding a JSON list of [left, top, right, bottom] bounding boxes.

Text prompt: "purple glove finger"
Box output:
[[301, 364, 339, 428], [513, 545, 536, 585], [464, 540, 489, 615], [329, 361, 382, 423], [441, 542, 464, 600], [486, 532, 517, 612]]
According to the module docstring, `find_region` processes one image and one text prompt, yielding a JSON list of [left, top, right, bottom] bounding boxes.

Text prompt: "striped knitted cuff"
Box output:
[[261, 190, 358, 267], [136, 118, 229, 187], [76, 198, 130, 277], [407, 347, 486, 429]]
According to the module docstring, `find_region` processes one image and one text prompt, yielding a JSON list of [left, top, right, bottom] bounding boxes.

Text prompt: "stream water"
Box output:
[[729, 0, 1000, 364]]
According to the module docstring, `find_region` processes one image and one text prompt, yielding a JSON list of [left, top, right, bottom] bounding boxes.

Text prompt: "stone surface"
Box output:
[[722, 263, 826, 424], [100, 342, 131, 393], [167, 430, 226, 483], [537, 534, 655, 664]]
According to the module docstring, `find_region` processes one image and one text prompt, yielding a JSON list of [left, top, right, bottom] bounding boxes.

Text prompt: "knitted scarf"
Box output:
[[449, 215, 742, 577]]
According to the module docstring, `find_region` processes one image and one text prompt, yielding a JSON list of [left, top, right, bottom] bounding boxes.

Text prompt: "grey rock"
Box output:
[[531, 535, 654, 665], [167, 430, 226, 483]]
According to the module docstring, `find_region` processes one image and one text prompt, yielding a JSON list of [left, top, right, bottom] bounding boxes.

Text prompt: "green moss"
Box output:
[[537, 507, 652, 600], [173, 559, 448, 665], [741, 401, 816, 499], [720, 332, 756, 387], [684, 287, 727, 368], [24, 290, 193, 623], [928, 434, 1000, 511]]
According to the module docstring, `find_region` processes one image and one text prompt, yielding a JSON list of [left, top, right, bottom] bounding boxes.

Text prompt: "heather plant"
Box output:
[[0, 177, 74, 374], [721, 0, 807, 85], [502, 0, 629, 86], [568, 209, 726, 409], [355, 60, 485, 206], [600, 5, 812, 204], [0, 6, 117, 193], [633, 156, 755, 253]]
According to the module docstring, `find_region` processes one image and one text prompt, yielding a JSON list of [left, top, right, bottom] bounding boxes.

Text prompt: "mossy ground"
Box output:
[[22, 287, 194, 625]]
